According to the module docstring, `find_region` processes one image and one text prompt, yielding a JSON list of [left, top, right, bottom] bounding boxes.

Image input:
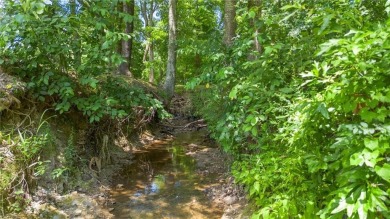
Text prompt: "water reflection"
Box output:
[[110, 130, 223, 218]]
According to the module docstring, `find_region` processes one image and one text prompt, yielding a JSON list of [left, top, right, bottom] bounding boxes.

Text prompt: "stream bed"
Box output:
[[109, 130, 225, 218]]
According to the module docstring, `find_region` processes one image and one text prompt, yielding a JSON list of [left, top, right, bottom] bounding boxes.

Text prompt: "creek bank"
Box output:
[[2, 92, 250, 218], [31, 118, 249, 219]]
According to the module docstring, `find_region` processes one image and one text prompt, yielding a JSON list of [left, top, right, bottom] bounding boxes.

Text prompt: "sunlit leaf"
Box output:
[[375, 164, 390, 183]]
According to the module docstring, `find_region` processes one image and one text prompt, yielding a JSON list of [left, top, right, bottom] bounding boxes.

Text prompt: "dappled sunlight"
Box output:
[[109, 130, 223, 218]]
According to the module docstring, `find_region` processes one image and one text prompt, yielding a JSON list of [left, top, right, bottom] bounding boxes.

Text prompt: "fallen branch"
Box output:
[[184, 119, 205, 128], [161, 119, 205, 128]]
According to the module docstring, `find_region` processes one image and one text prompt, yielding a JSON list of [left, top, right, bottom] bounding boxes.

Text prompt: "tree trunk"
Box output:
[[128, 0, 135, 70], [119, 1, 133, 76], [163, 0, 177, 101], [248, 0, 262, 59], [140, 0, 156, 83], [70, 0, 81, 69], [148, 42, 155, 83], [223, 0, 236, 47]]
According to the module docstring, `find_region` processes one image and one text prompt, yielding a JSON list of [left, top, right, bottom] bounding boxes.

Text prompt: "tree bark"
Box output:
[[128, 0, 135, 70], [70, 0, 81, 69], [140, 0, 156, 83], [163, 0, 177, 101], [248, 0, 262, 59], [148, 42, 155, 83], [223, 0, 236, 47], [119, 1, 133, 76]]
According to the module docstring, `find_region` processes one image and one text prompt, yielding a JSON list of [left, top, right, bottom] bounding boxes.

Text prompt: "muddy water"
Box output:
[[109, 130, 223, 219]]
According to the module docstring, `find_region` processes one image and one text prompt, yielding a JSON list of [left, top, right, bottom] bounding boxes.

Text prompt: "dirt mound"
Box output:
[[0, 71, 25, 112]]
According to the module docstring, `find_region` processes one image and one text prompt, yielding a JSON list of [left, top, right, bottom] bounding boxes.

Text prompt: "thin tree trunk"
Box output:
[[248, 0, 262, 59], [70, 0, 81, 69], [128, 0, 135, 70], [223, 0, 236, 47], [119, 1, 132, 76], [163, 0, 177, 101], [149, 42, 155, 83], [140, 0, 156, 82]]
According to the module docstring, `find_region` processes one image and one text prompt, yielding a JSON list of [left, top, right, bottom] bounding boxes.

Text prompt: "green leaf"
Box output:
[[351, 45, 361, 55], [319, 14, 334, 34], [254, 181, 260, 192], [250, 116, 258, 126], [360, 109, 376, 123], [350, 152, 364, 166], [124, 14, 133, 23], [375, 164, 390, 183], [15, 14, 25, 23], [364, 138, 378, 150], [229, 87, 238, 100], [251, 127, 258, 137], [102, 41, 110, 50], [35, 2, 46, 15], [248, 11, 256, 18], [370, 192, 388, 211], [317, 103, 329, 119], [331, 198, 347, 214]]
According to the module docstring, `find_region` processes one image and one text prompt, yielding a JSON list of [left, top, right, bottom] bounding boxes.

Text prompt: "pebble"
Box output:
[[74, 209, 82, 216], [223, 195, 237, 205]]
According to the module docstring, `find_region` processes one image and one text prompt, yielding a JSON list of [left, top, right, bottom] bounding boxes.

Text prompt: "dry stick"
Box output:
[[184, 119, 205, 128], [161, 119, 206, 128]]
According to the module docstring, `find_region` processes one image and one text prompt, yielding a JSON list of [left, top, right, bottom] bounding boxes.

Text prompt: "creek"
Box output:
[[108, 129, 224, 218]]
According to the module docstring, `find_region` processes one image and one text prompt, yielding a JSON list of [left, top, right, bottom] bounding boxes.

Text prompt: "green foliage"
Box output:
[[51, 129, 78, 179], [189, 0, 390, 218], [0, 0, 169, 123], [0, 111, 52, 215]]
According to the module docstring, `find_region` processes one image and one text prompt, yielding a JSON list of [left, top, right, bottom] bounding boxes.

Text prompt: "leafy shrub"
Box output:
[[0, 0, 169, 123], [189, 0, 390, 218]]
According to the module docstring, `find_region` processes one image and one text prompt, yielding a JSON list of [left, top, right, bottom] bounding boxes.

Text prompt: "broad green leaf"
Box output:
[[360, 109, 376, 123], [15, 14, 24, 23], [35, 3, 46, 15], [370, 192, 388, 211], [317, 103, 329, 119], [251, 116, 258, 126], [248, 11, 256, 18], [102, 41, 110, 50], [375, 164, 390, 183], [281, 4, 302, 10], [254, 181, 260, 192], [364, 138, 378, 150], [319, 14, 334, 34], [357, 202, 367, 219], [229, 87, 238, 100], [251, 127, 258, 137], [123, 14, 133, 23], [351, 45, 361, 55], [350, 152, 364, 166], [347, 203, 354, 217], [331, 198, 347, 214]]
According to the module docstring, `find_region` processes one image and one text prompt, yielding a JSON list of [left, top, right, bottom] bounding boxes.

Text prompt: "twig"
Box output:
[[160, 119, 205, 128], [184, 119, 204, 128]]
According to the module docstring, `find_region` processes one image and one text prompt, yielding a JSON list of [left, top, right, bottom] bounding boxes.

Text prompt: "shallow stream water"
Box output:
[[109, 130, 223, 218]]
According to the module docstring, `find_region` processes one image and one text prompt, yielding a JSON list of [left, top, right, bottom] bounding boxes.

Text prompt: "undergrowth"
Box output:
[[0, 110, 53, 215], [188, 1, 390, 218]]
